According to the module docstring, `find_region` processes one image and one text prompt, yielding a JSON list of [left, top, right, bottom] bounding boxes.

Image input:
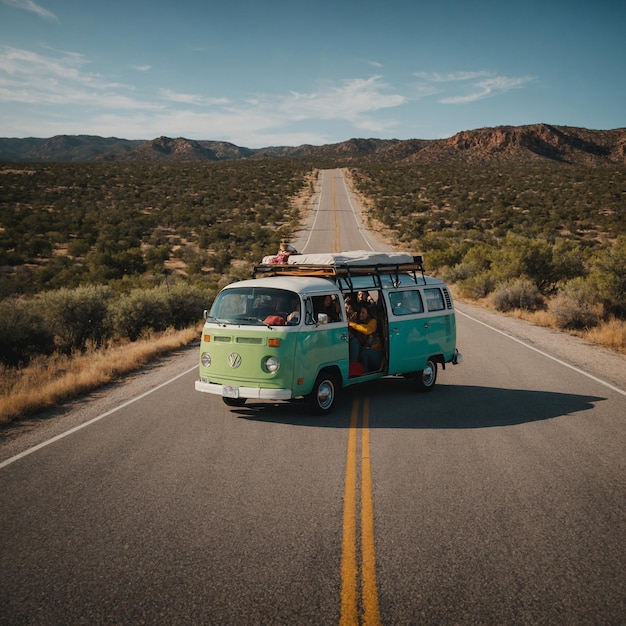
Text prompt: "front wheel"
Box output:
[[415, 359, 437, 392], [307, 371, 339, 415]]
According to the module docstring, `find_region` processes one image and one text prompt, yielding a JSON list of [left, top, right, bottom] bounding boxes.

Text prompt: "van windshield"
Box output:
[[209, 287, 300, 326]]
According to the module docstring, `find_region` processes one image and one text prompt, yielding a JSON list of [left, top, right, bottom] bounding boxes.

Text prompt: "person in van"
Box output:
[[319, 294, 341, 322], [349, 304, 383, 372], [356, 290, 374, 309], [344, 297, 357, 322], [286, 296, 301, 324]]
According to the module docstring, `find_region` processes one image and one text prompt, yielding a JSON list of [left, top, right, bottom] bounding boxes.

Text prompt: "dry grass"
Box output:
[[451, 286, 626, 355], [0, 325, 201, 426], [584, 317, 626, 353], [510, 310, 626, 353]]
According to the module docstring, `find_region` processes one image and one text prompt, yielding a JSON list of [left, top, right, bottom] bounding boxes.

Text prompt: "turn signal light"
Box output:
[[203, 334, 211, 342], [268, 338, 281, 347]]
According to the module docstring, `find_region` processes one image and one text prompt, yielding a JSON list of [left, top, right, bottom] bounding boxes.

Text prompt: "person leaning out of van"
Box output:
[[349, 304, 383, 372]]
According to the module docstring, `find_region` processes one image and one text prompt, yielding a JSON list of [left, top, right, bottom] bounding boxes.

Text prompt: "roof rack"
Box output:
[[252, 255, 426, 291]]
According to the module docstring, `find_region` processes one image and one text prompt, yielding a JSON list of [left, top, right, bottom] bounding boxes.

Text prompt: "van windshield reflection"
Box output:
[[209, 287, 300, 326]]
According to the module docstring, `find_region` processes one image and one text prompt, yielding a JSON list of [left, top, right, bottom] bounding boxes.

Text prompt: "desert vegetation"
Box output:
[[350, 162, 626, 344], [2, 155, 626, 423], [0, 159, 311, 423], [0, 159, 310, 296]]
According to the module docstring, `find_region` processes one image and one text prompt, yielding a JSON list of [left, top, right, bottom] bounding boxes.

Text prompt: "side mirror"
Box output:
[[203, 309, 209, 321], [317, 313, 328, 324]]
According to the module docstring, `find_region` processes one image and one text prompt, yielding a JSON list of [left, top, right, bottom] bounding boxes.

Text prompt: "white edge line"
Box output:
[[300, 171, 324, 253], [0, 364, 199, 470], [339, 172, 376, 252], [457, 309, 626, 397]]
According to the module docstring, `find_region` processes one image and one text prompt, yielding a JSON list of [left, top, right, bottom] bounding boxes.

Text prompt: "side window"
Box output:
[[424, 288, 445, 312], [307, 294, 343, 324], [389, 290, 424, 316]]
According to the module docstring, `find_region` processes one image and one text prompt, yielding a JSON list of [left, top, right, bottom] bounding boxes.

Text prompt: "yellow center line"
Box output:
[[340, 399, 359, 625], [331, 172, 340, 252], [361, 397, 382, 625], [340, 397, 382, 626]]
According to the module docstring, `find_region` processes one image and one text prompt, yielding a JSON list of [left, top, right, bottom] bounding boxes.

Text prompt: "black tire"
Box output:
[[415, 359, 437, 392], [223, 397, 247, 407], [307, 371, 338, 415]]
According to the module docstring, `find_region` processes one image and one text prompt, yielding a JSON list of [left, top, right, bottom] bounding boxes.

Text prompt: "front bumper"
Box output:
[[195, 379, 293, 400]]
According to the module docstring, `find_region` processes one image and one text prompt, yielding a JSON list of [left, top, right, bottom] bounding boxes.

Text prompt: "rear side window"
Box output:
[[389, 290, 424, 316], [424, 288, 445, 312]]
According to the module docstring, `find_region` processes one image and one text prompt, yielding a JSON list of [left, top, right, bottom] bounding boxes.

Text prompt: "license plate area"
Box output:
[[222, 385, 239, 399]]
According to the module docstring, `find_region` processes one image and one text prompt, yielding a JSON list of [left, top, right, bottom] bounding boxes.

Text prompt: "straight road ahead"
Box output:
[[1, 170, 624, 625], [294, 169, 393, 254]]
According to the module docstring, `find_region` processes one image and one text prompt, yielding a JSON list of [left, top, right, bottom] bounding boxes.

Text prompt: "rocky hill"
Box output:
[[1, 124, 624, 166]]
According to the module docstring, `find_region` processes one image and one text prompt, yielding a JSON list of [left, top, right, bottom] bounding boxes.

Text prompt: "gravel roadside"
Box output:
[[456, 300, 626, 394]]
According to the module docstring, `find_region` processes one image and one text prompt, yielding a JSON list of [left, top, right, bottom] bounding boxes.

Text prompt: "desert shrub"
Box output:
[[164, 282, 213, 329], [490, 234, 556, 293], [589, 236, 626, 318], [109, 288, 170, 341], [492, 278, 546, 312], [0, 299, 55, 366], [550, 277, 600, 330], [39, 285, 113, 352], [457, 272, 497, 299]]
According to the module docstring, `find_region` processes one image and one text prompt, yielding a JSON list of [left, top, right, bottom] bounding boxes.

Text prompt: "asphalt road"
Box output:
[[1, 170, 625, 625]]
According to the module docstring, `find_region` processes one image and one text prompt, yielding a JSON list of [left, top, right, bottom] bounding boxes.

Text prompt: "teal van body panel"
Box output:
[[387, 314, 430, 374], [293, 321, 349, 395]]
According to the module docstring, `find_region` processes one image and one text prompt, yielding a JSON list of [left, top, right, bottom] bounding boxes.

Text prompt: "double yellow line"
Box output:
[[340, 397, 382, 625], [331, 172, 341, 252]]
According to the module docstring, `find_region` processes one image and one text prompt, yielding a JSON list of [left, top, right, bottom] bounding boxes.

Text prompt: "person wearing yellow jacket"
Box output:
[[349, 304, 383, 372]]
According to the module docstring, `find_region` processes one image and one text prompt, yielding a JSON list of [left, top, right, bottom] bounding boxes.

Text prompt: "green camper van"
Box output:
[[195, 251, 462, 414]]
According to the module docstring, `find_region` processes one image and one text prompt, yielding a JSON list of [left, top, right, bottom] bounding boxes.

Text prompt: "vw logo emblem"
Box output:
[[228, 352, 242, 369]]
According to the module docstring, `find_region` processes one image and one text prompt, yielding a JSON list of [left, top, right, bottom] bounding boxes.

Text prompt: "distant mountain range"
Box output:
[[1, 124, 624, 166]]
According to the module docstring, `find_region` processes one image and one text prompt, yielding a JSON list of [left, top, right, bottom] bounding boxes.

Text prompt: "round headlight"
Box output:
[[201, 352, 212, 368], [264, 356, 280, 373]]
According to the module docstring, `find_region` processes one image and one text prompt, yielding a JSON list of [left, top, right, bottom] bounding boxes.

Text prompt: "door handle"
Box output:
[[424, 323, 430, 329]]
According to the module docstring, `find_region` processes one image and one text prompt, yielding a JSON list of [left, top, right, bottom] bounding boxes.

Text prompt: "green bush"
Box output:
[[0, 299, 54, 366], [492, 278, 546, 312], [164, 282, 213, 329], [589, 236, 626, 317], [550, 278, 600, 329], [39, 285, 113, 352], [457, 272, 497, 299], [109, 288, 170, 341]]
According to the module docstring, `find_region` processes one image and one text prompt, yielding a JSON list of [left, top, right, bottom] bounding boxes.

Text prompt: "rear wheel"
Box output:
[[307, 371, 338, 415], [223, 397, 247, 407], [415, 359, 437, 392]]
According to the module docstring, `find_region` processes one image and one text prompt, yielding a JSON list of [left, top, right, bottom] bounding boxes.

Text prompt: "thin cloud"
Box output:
[[440, 75, 534, 104], [278, 76, 406, 130], [159, 88, 230, 106], [3, 0, 58, 21], [132, 64, 152, 72], [414, 69, 534, 104], [0, 46, 156, 109], [414, 71, 490, 83], [0, 48, 406, 144]]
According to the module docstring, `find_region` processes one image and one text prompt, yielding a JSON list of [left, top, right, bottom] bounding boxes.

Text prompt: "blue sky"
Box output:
[[0, 0, 624, 147]]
